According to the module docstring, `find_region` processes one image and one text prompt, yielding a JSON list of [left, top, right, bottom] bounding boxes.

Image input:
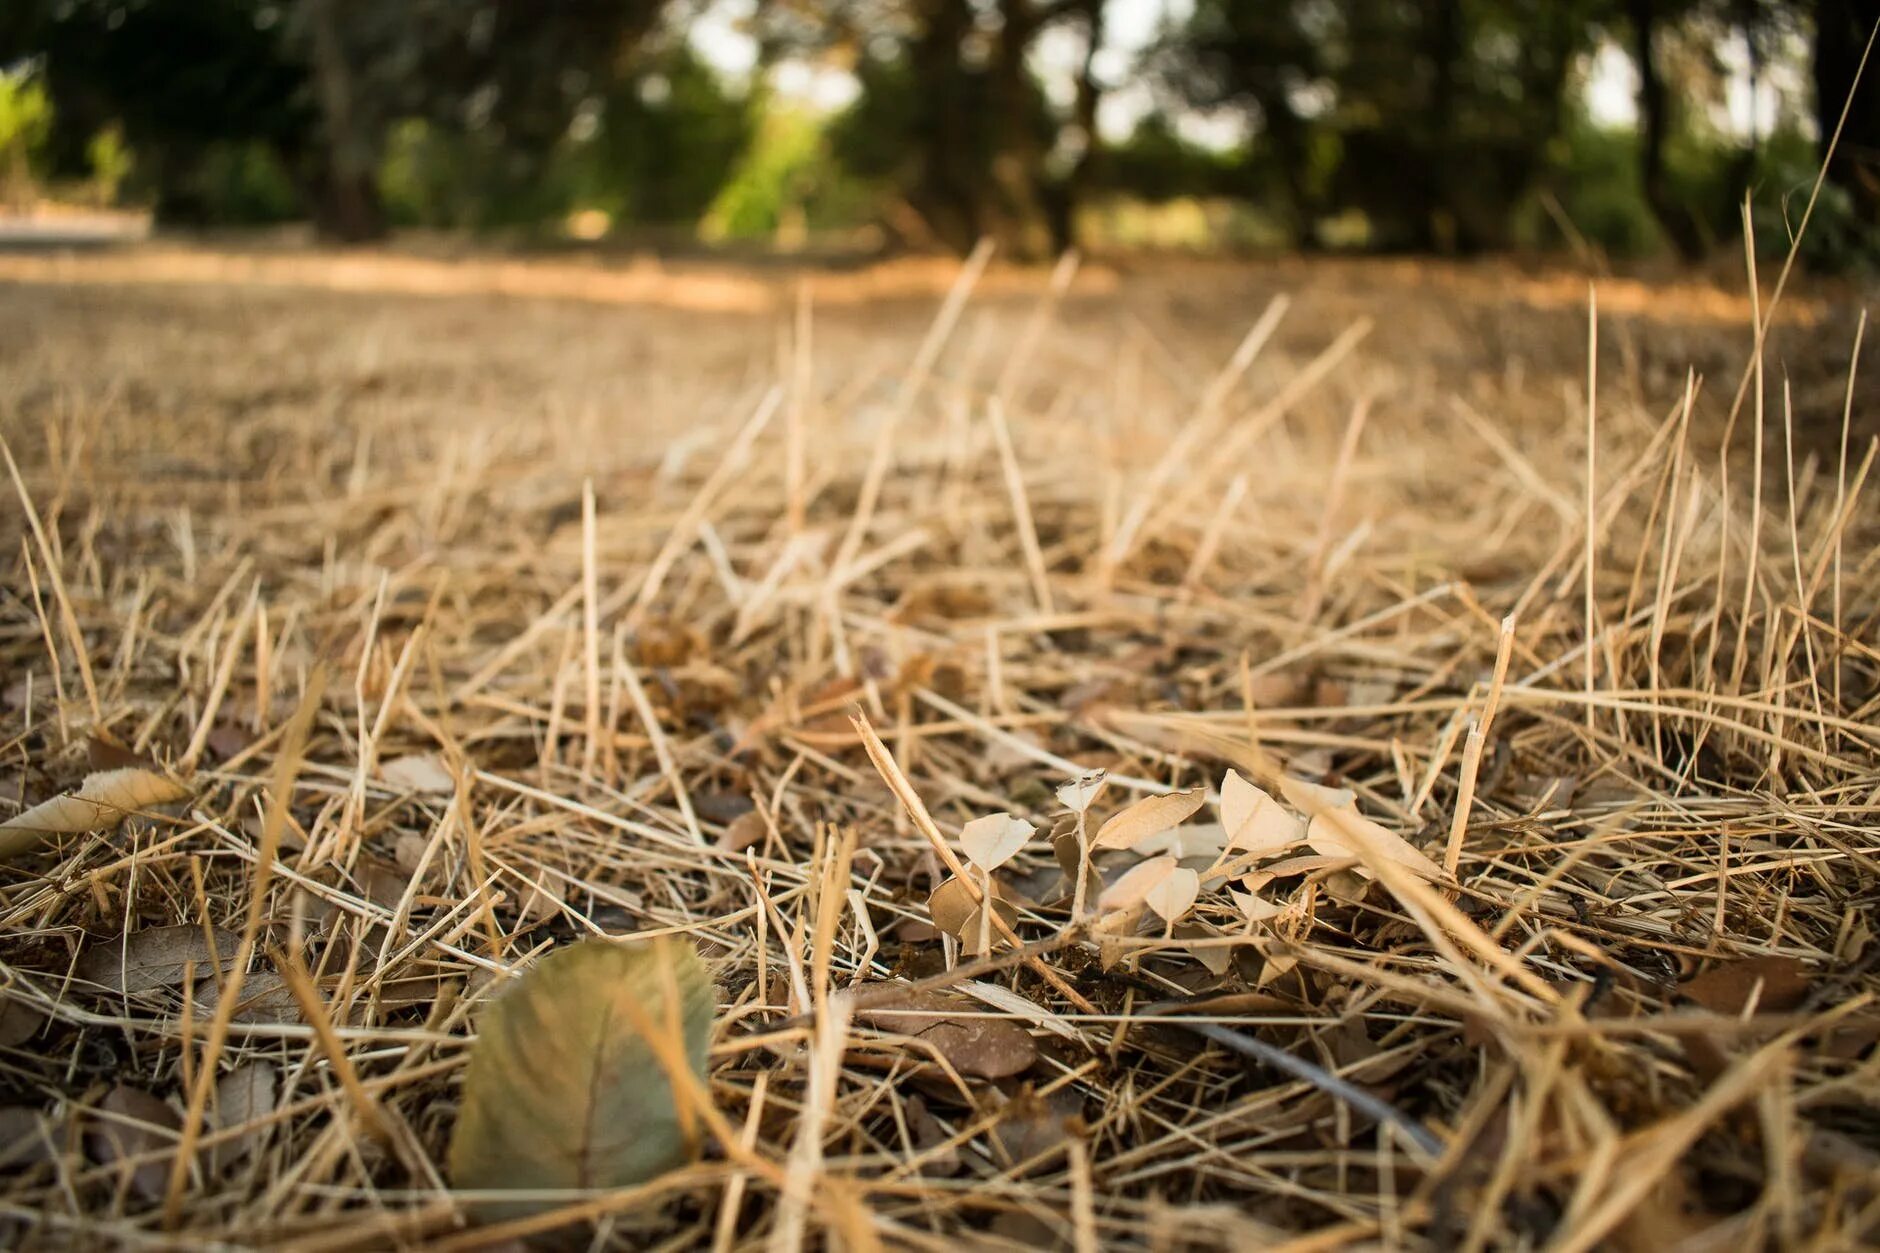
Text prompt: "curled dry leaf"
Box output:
[[76, 925, 241, 995], [959, 813, 1034, 871], [1098, 856, 1178, 914], [1055, 770, 1107, 814], [87, 1085, 181, 1203], [1092, 787, 1207, 851], [855, 985, 1037, 1079], [448, 938, 715, 1219], [1280, 777, 1441, 881], [379, 754, 455, 796], [1143, 866, 1201, 923], [0, 768, 193, 860], [196, 971, 301, 1025], [1220, 771, 1306, 855]]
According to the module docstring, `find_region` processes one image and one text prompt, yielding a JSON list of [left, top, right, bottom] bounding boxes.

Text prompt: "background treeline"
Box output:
[[1, 0, 1875, 265]]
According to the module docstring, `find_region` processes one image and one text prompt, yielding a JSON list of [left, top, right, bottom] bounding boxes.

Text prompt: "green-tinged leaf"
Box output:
[[0, 768, 192, 859], [448, 938, 715, 1219]]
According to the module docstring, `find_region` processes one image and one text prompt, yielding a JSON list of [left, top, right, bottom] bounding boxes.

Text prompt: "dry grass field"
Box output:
[[0, 242, 1875, 1250]]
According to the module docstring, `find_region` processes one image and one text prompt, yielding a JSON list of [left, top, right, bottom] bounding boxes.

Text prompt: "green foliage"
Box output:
[[705, 107, 873, 241], [575, 46, 754, 229], [85, 126, 133, 203], [0, 66, 53, 194]]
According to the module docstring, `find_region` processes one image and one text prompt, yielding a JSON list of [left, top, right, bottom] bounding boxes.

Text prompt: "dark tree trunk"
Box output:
[[303, 0, 387, 242], [1813, 0, 1880, 224], [1630, 0, 1705, 259], [1044, 0, 1104, 254]]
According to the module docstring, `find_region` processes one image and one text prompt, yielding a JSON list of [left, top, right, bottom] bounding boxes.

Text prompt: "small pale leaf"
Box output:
[[379, 754, 455, 796], [448, 939, 715, 1218], [1282, 777, 1442, 881], [1098, 856, 1178, 914], [1055, 771, 1108, 813], [1143, 866, 1200, 922], [1092, 788, 1207, 851], [959, 814, 1034, 871], [1221, 771, 1304, 855], [0, 768, 192, 859]]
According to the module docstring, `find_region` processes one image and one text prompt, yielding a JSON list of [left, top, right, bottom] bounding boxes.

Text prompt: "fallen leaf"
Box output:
[[87, 736, 158, 773], [76, 925, 241, 995], [1175, 923, 1234, 976], [0, 1107, 57, 1169], [990, 1085, 1083, 1167], [0, 1000, 45, 1048], [1144, 866, 1200, 922], [1280, 778, 1441, 880], [449, 939, 715, 1218], [1092, 788, 1207, 851], [718, 809, 769, 853], [87, 1085, 181, 1202], [1055, 771, 1108, 814], [195, 971, 301, 1024], [1230, 888, 1284, 925], [210, 1062, 278, 1172], [1680, 956, 1810, 1015], [927, 876, 1017, 945], [1133, 821, 1230, 860], [856, 986, 1037, 1078], [0, 768, 193, 859], [959, 814, 1034, 871], [379, 754, 455, 796], [1220, 771, 1306, 855], [1098, 856, 1179, 914]]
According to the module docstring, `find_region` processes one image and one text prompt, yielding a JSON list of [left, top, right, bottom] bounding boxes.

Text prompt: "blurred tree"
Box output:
[[0, 0, 670, 238], [1813, 0, 1880, 225], [1158, 0, 1598, 251], [767, 0, 1104, 257]]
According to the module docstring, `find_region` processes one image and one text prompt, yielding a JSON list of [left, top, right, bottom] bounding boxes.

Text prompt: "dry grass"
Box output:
[[0, 244, 1875, 1251]]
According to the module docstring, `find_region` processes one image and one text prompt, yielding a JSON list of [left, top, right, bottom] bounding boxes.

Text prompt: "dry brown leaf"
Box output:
[[718, 809, 769, 852], [1092, 787, 1207, 851], [448, 939, 715, 1219], [0, 768, 193, 859], [1099, 856, 1179, 914], [1280, 777, 1441, 880], [76, 925, 241, 995], [990, 1086, 1083, 1167], [210, 1062, 279, 1173], [1175, 922, 1234, 976], [196, 971, 301, 1025], [0, 1106, 57, 1169], [1680, 956, 1811, 1015], [379, 753, 456, 795], [0, 999, 46, 1048], [1144, 866, 1200, 922], [87, 1085, 181, 1203], [1220, 770, 1305, 855], [1055, 771, 1107, 813], [927, 876, 1017, 944], [856, 986, 1037, 1079], [959, 813, 1033, 871]]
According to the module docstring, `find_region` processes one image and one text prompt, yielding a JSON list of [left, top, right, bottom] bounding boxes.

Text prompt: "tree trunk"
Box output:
[[303, 0, 386, 242], [1630, 0, 1704, 260], [1813, 0, 1880, 225]]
